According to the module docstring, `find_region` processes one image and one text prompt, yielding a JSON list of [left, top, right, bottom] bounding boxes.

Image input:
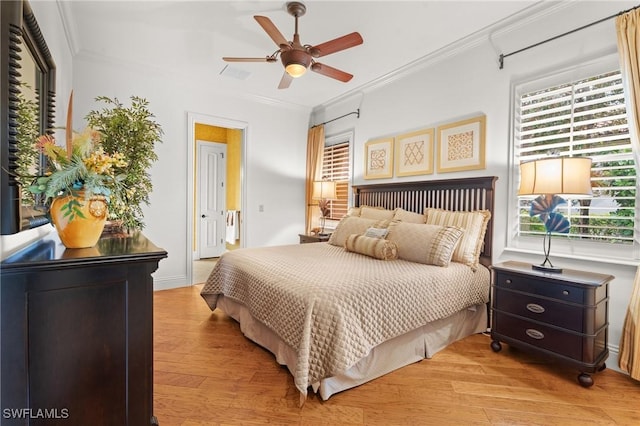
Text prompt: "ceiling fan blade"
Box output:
[[311, 62, 353, 82], [309, 32, 363, 58], [223, 57, 276, 63], [278, 72, 293, 89], [254, 16, 289, 48]]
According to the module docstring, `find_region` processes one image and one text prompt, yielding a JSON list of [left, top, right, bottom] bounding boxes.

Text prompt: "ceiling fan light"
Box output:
[[285, 63, 307, 78]]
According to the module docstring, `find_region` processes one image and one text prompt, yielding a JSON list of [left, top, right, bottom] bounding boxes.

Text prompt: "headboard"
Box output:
[[352, 176, 497, 267]]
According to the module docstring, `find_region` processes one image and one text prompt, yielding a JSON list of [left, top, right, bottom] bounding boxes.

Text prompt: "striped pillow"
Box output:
[[344, 234, 398, 260], [386, 221, 463, 266], [424, 208, 491, 270], [359, 205, 396, 221]]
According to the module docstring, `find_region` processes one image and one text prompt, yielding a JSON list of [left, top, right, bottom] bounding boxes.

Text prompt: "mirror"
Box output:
[[0, 0, 56, 234]]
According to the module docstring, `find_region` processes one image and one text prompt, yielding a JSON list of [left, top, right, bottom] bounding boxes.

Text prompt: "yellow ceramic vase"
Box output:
[[50, 193, 108, 248]]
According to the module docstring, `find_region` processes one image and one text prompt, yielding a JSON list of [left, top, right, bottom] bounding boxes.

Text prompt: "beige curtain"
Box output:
[[305, 125, 325, 234], [616, 8, 640, 381]]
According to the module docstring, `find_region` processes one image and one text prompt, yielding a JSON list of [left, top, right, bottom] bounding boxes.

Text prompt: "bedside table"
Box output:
[[490, 260, 613, 387], [299, 233, 330, 243]]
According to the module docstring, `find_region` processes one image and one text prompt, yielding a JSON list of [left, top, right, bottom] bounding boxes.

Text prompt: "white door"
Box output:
[[198, 142, 226, 258]]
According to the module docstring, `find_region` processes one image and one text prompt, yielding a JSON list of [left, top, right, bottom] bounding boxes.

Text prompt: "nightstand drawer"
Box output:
[[493, 312, 607, 364], [493, 287, 584, 332], [495, 272, 586, 304]]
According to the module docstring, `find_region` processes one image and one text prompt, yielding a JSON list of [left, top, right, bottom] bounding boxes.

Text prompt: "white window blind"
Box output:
[[322, 140, 350, 220], [516, 69, 637, 246]]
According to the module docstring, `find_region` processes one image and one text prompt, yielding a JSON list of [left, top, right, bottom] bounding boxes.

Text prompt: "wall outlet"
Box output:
[[258, 204, 264, 212]]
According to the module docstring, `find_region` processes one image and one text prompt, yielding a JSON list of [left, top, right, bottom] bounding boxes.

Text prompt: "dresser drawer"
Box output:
[[493, 312, 607, 364], [495, 272, 587, 304], [493, 287, 584, 332]]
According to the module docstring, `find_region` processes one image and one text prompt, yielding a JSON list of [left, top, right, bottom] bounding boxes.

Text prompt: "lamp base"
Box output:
[[532, 264, 563, 274]]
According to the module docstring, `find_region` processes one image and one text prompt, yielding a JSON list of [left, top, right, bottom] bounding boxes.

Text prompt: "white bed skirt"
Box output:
[[216, 295, 488, 401]]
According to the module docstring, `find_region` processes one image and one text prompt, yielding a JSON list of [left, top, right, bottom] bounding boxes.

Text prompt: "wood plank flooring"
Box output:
[[153, 284, 640, 425]]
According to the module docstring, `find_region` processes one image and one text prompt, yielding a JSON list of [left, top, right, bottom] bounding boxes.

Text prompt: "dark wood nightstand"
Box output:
[[490, 260, 613, 387], [299, 233, 331, 243]]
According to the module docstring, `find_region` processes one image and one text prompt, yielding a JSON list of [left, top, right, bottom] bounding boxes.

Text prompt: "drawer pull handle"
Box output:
[[526, 329, 545, 340], [505, 279, 512, 285], [526, 303, 545, 314], [562, 290, 570, 296]]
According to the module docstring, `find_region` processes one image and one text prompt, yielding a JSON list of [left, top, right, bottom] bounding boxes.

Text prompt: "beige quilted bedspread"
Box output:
[[200, 242, 489, 396]]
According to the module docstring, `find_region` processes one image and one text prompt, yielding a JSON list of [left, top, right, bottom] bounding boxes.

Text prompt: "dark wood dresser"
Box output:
[[490, 261, 613, 387], [1, 231, 167, 425]]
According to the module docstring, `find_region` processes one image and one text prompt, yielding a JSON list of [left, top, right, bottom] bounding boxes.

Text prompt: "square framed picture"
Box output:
[[364, 137, 394, 179], [395, 128, 434, 177], [437, 115, 486, 173]]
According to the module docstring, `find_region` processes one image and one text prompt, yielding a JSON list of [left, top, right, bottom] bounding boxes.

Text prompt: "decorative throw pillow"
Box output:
[[359, 205, 396, 221], [424, 208, 491, 270], [328, 216, 381, 247], [346, 206, 361, 217], [345, 234, 398, 260], [363, 227, 389, 239], [386, 221, 464, 267], [393, 207, 426, 224]]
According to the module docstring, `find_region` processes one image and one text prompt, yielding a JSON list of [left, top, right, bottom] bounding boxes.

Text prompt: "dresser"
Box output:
[[1, 231, 167, 425], [490, 261, 613, 387]]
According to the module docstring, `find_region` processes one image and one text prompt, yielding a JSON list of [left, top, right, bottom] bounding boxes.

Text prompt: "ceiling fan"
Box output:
[[223, 1, 363, 89]]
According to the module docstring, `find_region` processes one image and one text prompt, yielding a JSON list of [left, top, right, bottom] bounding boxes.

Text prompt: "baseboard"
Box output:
[[153, 275, 190, 291]]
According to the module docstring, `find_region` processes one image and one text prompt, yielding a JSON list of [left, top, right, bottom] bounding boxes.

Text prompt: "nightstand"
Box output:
[[490, 260, 613, 387], [299, 233, 330, 243]]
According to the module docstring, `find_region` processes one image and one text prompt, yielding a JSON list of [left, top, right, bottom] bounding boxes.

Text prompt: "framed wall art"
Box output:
[[436, 115, 486, 173], [395, 128, 434, 177], [364, 137, 394, 179]]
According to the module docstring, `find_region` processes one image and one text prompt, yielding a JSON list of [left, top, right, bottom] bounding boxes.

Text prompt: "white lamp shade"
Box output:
[[312, 180, 337, 200], [518, 157, 593, 197]]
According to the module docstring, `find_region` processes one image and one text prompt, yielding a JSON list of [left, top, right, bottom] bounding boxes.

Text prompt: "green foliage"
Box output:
[[15, 84, 40, 205], [85, 96, 163, 231]]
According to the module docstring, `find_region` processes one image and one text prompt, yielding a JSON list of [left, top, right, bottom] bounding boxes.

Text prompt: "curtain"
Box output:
[[305, 125, 325, 234], [616, 8, 640, 381]]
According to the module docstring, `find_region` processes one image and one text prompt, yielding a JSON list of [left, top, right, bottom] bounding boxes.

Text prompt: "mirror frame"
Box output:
[[0, 0, 56, 235]]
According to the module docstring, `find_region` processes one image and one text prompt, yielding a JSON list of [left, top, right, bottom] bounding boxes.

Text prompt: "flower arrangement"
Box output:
[[28, 127, 128, 221]]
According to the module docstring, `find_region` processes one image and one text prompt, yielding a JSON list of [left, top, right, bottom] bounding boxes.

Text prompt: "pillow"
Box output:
[[346, 206, 361, 217], [359, 205, 395, 221], [328, 216, 382, 247], [363, 227, 389, 239], [424, 208, 491, 270], [345, 234, 398, 260], [386, 221, 464, 266], [393, 208, 426, 224]]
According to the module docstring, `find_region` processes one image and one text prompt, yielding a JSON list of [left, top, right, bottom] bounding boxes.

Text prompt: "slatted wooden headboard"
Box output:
[[353, 176, 498, 266]]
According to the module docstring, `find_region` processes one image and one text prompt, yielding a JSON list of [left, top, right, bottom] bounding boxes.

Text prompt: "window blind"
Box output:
[[322, 140, 350, 220], [516, 70, 637, 244]]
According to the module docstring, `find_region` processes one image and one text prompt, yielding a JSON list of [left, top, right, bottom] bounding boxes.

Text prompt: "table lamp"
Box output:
[[518, 156, 592, 273], [312, 180, 337, 236]]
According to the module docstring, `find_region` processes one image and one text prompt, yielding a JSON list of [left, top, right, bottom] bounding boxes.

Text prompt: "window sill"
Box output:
[[503, 247, 640, 268]]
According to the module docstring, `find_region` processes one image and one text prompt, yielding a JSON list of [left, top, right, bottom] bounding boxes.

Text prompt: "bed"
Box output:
[[200, 176, 497, 405]]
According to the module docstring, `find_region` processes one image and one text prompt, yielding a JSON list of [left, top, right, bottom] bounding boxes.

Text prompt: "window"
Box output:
[[511, 61, 638, 261], [321, 136, 351, 220]]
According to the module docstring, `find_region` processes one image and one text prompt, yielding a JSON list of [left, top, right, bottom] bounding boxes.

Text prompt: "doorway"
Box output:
[[187, 112, 246, 285]]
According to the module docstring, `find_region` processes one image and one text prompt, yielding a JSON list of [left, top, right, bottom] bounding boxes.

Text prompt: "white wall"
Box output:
[[312, 1, 638, 373]]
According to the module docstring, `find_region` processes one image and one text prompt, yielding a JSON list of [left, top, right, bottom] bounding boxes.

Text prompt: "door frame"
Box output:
[[186, 112, 247, 286]]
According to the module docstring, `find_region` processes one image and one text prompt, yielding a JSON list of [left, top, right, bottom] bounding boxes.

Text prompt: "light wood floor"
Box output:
[[153, 284, 640, 425]]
